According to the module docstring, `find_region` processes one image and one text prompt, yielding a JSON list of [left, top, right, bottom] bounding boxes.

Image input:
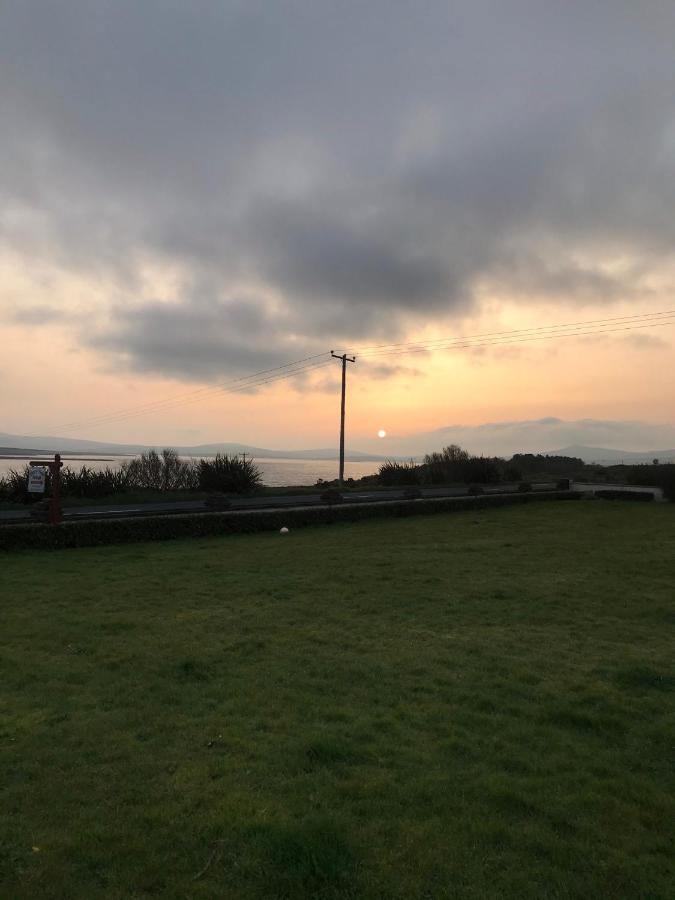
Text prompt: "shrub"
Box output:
[[0, 465, 44, 504], [197, 453, 262, 494], [421, 445, 502, 484], [123, 449, 198, 492], [556, 479, 570, 491], [510, 453, 587, 479], [61, 465, 130, 498], [377, 460, 421, 486]]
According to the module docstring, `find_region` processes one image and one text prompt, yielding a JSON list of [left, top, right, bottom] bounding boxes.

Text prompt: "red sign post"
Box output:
[[29, 453, 63, 524]]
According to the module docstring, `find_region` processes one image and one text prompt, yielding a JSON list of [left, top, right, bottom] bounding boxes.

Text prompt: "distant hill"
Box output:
[[0, 432, 389, 463], [552, 445, 675, 464]]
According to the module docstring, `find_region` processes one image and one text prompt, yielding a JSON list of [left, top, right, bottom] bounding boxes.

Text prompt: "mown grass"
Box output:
[[1, 502, 674, 898]]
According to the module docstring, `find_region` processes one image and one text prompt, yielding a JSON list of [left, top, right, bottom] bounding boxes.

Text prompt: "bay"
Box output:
[[0, 455, 381, 487]]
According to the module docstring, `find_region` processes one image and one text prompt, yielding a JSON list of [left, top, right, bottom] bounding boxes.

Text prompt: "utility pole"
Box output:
[[331, 351, 356, 485]]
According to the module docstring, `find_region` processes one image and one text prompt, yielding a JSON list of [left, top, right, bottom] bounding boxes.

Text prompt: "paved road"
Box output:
[[0, 484, 541, 524]]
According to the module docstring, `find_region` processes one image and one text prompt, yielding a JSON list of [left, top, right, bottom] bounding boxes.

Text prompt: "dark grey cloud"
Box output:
[[91, 295, 295, 380], [10, 304, 73, 325], [2, 1, 675, 379]]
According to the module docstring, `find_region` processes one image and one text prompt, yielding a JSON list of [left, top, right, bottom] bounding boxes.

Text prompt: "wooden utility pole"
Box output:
[[331, 351, 356, 485]]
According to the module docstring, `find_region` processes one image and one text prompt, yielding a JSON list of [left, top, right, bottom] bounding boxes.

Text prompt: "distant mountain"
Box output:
[[551, 445, 675, 464], [0, 432, 389, 463], [356, 418, 675, 460]]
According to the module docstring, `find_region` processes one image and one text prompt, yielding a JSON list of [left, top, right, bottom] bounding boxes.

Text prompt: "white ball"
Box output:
[[280, 527, 289, 534]]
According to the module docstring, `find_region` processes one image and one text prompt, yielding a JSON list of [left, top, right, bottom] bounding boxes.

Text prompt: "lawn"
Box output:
[[1, 502, 674, 899]]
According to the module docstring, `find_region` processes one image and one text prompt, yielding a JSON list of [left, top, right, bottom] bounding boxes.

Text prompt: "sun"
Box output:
[[377, 429, 387, 438]]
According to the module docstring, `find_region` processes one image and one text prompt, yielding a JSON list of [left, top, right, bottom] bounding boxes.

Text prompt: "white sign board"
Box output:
[[28, 467, 47, 493]]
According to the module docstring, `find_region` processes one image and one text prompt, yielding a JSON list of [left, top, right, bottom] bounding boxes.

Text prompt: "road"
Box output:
[[2, 481, 662, 525], [0, 484, 535, 524]]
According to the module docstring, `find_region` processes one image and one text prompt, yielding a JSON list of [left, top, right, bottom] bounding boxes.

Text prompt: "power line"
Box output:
[[55, 351, 329, 430], [358, 318, 675, 360], [51, 358, 334, 433], [352, 311, 675, 359], [72, 358, 336, 431], [47, 353, 332, 433], [33, 307, 675, 436], [349, 309, 675, 357]]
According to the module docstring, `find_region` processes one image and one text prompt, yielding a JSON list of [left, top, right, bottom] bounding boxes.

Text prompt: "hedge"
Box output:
[[0, 491, 581, 551], [594, 489, 655, 502]]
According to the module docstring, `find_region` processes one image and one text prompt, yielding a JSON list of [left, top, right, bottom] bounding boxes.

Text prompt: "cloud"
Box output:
[[622, 332, 670, 350], [9, 304, 73, 325], [91, 294, 307, 380], [1, 2, 675, 379]]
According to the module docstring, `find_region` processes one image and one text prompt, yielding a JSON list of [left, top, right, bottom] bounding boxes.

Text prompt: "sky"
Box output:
[[2, 1, 675, 454]]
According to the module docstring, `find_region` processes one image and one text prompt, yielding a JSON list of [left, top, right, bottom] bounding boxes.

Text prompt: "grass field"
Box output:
[[2, 502, 674, 898]]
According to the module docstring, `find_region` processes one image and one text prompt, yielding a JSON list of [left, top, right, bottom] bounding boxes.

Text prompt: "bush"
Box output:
[[556, 479, 570, 491], [61, 465, 130, 498], [421, 445, 502, 485], [0, 491, 581, 551], [123, 449, 198, 492], [197, 454, 262, 494], [510, 453, 587, 479], [377, 460, 421, 486], [0, 465, 44, 504], [518, 482, 532, 493]]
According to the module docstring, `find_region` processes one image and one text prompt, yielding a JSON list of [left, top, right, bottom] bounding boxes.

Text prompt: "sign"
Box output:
[[28, 467, 47, 493]]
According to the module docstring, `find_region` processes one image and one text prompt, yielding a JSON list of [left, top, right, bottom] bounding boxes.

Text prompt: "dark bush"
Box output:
[[0, 491, 581, 551], [556, 479, 570, 490], [198, 453, 262, 494], [518, 482, 532, 493], [377, 460, 421, 486], [421, 445, 502, 485], [61, 464, 130, 498], [124, 449, 198, 492], [626, 464, 675, 501], [0, 465, 52, 504], [510, 453, 587, 479]]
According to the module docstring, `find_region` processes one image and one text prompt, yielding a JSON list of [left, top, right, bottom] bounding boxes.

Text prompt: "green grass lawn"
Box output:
[[2, 502, 674, 899]]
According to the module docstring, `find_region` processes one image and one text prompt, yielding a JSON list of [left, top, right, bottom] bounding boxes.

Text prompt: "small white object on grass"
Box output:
[[280, 527, 289, 534]]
